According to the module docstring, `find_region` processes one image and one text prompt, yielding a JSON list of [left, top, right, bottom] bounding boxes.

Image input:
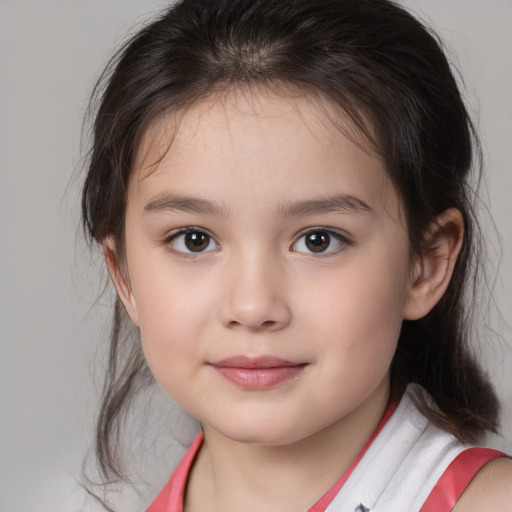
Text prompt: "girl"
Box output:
[[82, 0, 512, 510]]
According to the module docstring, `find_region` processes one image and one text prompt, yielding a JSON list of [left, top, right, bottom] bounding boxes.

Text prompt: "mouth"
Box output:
[[209, 356, 307, 389]]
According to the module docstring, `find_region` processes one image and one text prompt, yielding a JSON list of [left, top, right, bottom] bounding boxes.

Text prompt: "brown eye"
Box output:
[[292, 229, 348, 254], [168, 229, 219, 254], [304, 231, 330, 252], [184, 231, 210, 252]]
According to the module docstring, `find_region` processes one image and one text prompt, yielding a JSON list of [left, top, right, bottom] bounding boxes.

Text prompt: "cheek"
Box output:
[[127, 256, 217, 384], [137, 282, 206, 348], [303, 250, 409, 373], [135, 287, 211, 410]]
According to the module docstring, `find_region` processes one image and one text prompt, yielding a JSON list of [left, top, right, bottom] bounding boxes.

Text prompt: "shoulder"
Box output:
[[452, 456, 512, 512]]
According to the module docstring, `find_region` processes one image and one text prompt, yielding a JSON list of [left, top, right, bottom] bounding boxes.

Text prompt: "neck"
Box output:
[[185, 381, 391, 512]]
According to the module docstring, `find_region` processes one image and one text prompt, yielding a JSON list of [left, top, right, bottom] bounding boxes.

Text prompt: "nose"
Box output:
[[219, 252, 291, 332]]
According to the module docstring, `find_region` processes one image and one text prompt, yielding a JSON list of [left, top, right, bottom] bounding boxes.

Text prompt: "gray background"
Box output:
[[1, 1, 511, 511]]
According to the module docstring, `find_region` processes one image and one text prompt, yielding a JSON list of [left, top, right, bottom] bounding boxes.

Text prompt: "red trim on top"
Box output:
[[419, 447, 506, 512], [146, 433, 203, 512], [308, 400, 398, 512]]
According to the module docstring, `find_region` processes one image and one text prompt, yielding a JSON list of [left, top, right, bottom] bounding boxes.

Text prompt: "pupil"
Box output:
[[185, 232, 209, 251], [306, 232, 330, 252]]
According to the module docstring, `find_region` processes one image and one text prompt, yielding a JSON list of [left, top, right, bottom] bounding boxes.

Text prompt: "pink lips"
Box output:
[[210, 356, 306, 389]]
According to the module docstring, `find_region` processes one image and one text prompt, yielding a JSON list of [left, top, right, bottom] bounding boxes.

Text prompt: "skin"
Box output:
[[104, 89, 509, 512], [454, 457, 512, 512]]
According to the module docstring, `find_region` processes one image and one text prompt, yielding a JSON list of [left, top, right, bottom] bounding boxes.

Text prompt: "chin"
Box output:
[[207, 416, 313, 446]]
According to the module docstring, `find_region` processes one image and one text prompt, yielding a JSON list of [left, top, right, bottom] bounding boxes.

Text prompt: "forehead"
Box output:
[[130, 87, 402, 219], [135, 87, 374, 172]]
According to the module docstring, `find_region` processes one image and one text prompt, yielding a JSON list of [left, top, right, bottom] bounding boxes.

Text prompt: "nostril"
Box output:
[[227, 319, 278, 330], [220, 298, 292, 332]]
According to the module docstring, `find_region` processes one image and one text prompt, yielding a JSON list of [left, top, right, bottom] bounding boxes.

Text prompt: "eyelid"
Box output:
[[291, 227, 352, 255], [162, 227, 220, 255]]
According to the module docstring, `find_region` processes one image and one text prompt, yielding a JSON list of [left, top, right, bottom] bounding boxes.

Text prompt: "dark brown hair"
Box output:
[[82, 0, 499, 502]]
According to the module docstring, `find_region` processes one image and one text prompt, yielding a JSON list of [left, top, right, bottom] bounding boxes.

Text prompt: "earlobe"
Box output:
[[403, 208, 464, 321], [103, 237, 140, 326]]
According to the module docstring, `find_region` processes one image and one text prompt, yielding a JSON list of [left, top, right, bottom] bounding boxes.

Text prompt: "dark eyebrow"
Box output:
[[144, 193, 371, 217], [144, 194, 230, 216], [279, 194, 373, 217]]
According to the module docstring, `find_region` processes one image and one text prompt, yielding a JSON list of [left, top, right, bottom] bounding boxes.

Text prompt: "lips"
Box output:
[[209, 356, 307, 389]]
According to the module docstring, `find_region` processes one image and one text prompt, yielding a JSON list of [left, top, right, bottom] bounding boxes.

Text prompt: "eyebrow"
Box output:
[[279, 194, 373, 217], [144, 194, 230, 216], [144, 193, 372, 217]]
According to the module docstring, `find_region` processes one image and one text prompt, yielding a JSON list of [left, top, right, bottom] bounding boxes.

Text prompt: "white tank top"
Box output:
[[326, 384, 501, 512]]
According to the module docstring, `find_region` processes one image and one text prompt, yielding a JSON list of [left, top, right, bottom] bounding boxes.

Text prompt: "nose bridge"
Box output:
[[220, 245, 290, 331]]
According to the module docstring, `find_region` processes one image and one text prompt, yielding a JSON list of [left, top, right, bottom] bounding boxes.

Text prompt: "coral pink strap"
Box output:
[[419, 447, 506, 512], [146, 433, 203, 512]]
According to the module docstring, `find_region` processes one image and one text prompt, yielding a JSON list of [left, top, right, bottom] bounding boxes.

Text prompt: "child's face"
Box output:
[[118, 90, 416, 446]]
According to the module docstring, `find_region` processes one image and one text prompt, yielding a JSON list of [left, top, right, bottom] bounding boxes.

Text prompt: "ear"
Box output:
[[403, 208, 464, 320], [103, 237, 140, 326]]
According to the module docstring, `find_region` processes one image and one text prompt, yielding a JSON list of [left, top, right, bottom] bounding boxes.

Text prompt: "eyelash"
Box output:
[[162, 228, 219, 256], [291, 228, 352, 255], [162, 227, 352, 256]]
